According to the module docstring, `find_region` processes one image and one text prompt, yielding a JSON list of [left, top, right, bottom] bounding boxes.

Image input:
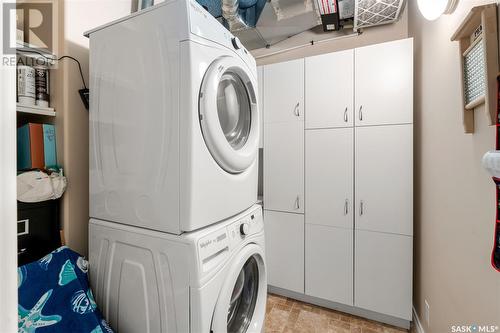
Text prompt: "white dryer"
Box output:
[[85, 0, 260, 234], [89, 205, 267, 333]]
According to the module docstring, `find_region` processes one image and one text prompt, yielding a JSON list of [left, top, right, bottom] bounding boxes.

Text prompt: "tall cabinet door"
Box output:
[[355, 38, 413, 126], [305, 128, 353, 229], [264, 59, 304, 123], [355, 124, 413, 236], [264, 210, 304, 293], [264, 121, 304, 213], [305, 50, 354, 129]]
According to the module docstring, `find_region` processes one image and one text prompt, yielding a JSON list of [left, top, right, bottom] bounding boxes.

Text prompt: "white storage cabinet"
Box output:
[[263, 38, 413, 325]]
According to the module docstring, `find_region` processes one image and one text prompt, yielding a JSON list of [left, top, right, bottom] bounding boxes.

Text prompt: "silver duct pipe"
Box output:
[[222, 0, 249, 32]]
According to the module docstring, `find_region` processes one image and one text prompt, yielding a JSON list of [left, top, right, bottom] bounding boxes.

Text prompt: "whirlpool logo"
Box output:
[[451, 325, 499, 333]]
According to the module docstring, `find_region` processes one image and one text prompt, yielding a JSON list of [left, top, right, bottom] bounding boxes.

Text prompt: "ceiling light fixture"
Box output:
[[417, 0, 458, 21]]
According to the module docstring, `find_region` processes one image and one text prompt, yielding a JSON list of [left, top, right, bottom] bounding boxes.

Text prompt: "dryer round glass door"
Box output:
[[217, 72, 251, 151], [211, 244, 267, 333], [199, 56, 259, 174]]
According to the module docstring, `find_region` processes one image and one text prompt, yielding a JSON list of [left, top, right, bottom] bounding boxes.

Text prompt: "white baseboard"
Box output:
[[412, 306, 425, 333]]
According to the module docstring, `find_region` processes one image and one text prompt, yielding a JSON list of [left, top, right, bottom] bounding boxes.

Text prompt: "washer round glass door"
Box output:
[[211, 244, 267, 333], [199, 56, 259, 174]]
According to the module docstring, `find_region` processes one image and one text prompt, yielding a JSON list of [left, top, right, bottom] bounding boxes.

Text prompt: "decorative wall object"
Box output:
[[451, 4, 498, 133]]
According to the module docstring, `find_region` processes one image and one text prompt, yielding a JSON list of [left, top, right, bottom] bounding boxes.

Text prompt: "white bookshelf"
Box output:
[[17, 103, 56, 117]]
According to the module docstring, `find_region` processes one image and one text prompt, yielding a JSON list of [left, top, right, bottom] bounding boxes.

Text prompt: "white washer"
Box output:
[[89, 205, 267, 333], [85, 0, 259, 234]]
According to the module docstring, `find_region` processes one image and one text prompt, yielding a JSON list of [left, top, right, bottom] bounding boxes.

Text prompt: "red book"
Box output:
[[29, 123, 44, 169]]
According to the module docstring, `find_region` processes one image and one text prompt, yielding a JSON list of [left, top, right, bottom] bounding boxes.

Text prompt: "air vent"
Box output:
[[354, 0, 406, 30]]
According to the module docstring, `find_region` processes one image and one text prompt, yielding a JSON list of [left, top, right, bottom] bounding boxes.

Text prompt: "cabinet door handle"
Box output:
[[294, 196, 300, 210], [293, 102, 300, 117], [359, 200, 364, 216], [344, 199, 349, 215], [359, 105, 363, 121], [344, 107, 348, 123]]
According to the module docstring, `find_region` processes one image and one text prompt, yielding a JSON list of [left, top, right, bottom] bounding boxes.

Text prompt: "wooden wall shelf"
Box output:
[[451, 4, 499, 133]]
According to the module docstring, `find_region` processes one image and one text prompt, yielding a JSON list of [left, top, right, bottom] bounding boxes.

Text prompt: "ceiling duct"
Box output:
[[222, 0, 248, 32], [197, 0, 320, 49], [354, 0, 406, 30], [196, 0, 405, 50], [241, 0, 321, 49]]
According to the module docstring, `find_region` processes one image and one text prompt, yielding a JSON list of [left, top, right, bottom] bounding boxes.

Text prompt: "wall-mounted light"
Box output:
[[417, 0, 458, 21]]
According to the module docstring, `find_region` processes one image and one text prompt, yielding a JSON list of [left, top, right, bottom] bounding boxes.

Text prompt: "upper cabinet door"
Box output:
[[355, 124, 413, 236], [355, 38, 413, 126], [263, 59, 304, 123], [306, 128, 353, 229], [257, 66, 264, 148], [305, 50, 354, 129]]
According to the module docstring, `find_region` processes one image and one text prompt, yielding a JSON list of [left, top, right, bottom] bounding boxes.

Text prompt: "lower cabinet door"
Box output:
[[264, 210, 304, 293], [355, 230, 413, 320], [305, 224, 353, 305]]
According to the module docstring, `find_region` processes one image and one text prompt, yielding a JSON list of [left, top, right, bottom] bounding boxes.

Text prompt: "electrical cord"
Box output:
[[17, 49, 87, 89], [56, 56, 87, 89]]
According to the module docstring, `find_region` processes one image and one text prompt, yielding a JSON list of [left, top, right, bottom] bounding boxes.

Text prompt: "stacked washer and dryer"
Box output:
[[85, 1, 266, 332]]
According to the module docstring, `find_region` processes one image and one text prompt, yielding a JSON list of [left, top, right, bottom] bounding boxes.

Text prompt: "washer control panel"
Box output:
[[227, 206, 263, 243], [198, 227, 229, 271], [197, 205, 263, 272]]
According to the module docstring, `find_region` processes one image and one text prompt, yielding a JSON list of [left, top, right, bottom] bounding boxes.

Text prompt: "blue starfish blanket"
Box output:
[[18, 247, 114, 333]]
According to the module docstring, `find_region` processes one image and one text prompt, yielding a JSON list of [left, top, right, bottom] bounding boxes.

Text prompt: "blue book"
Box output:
[[17, 125, 31, 170], [42, 124, 57, 168]]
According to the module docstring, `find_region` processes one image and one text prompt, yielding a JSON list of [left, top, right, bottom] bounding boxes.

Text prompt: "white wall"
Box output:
[[0, 0, 19, 330], [409, 1, 500, 332]]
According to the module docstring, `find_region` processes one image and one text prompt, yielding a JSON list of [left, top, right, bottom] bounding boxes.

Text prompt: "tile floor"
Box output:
[[264, 293, 411, 333]]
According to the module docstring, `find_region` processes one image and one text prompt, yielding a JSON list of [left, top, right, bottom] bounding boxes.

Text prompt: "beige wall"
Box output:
[[252, 6, 408, 65], [408, 1, 500, 332], [55, 0, 131, 255]]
